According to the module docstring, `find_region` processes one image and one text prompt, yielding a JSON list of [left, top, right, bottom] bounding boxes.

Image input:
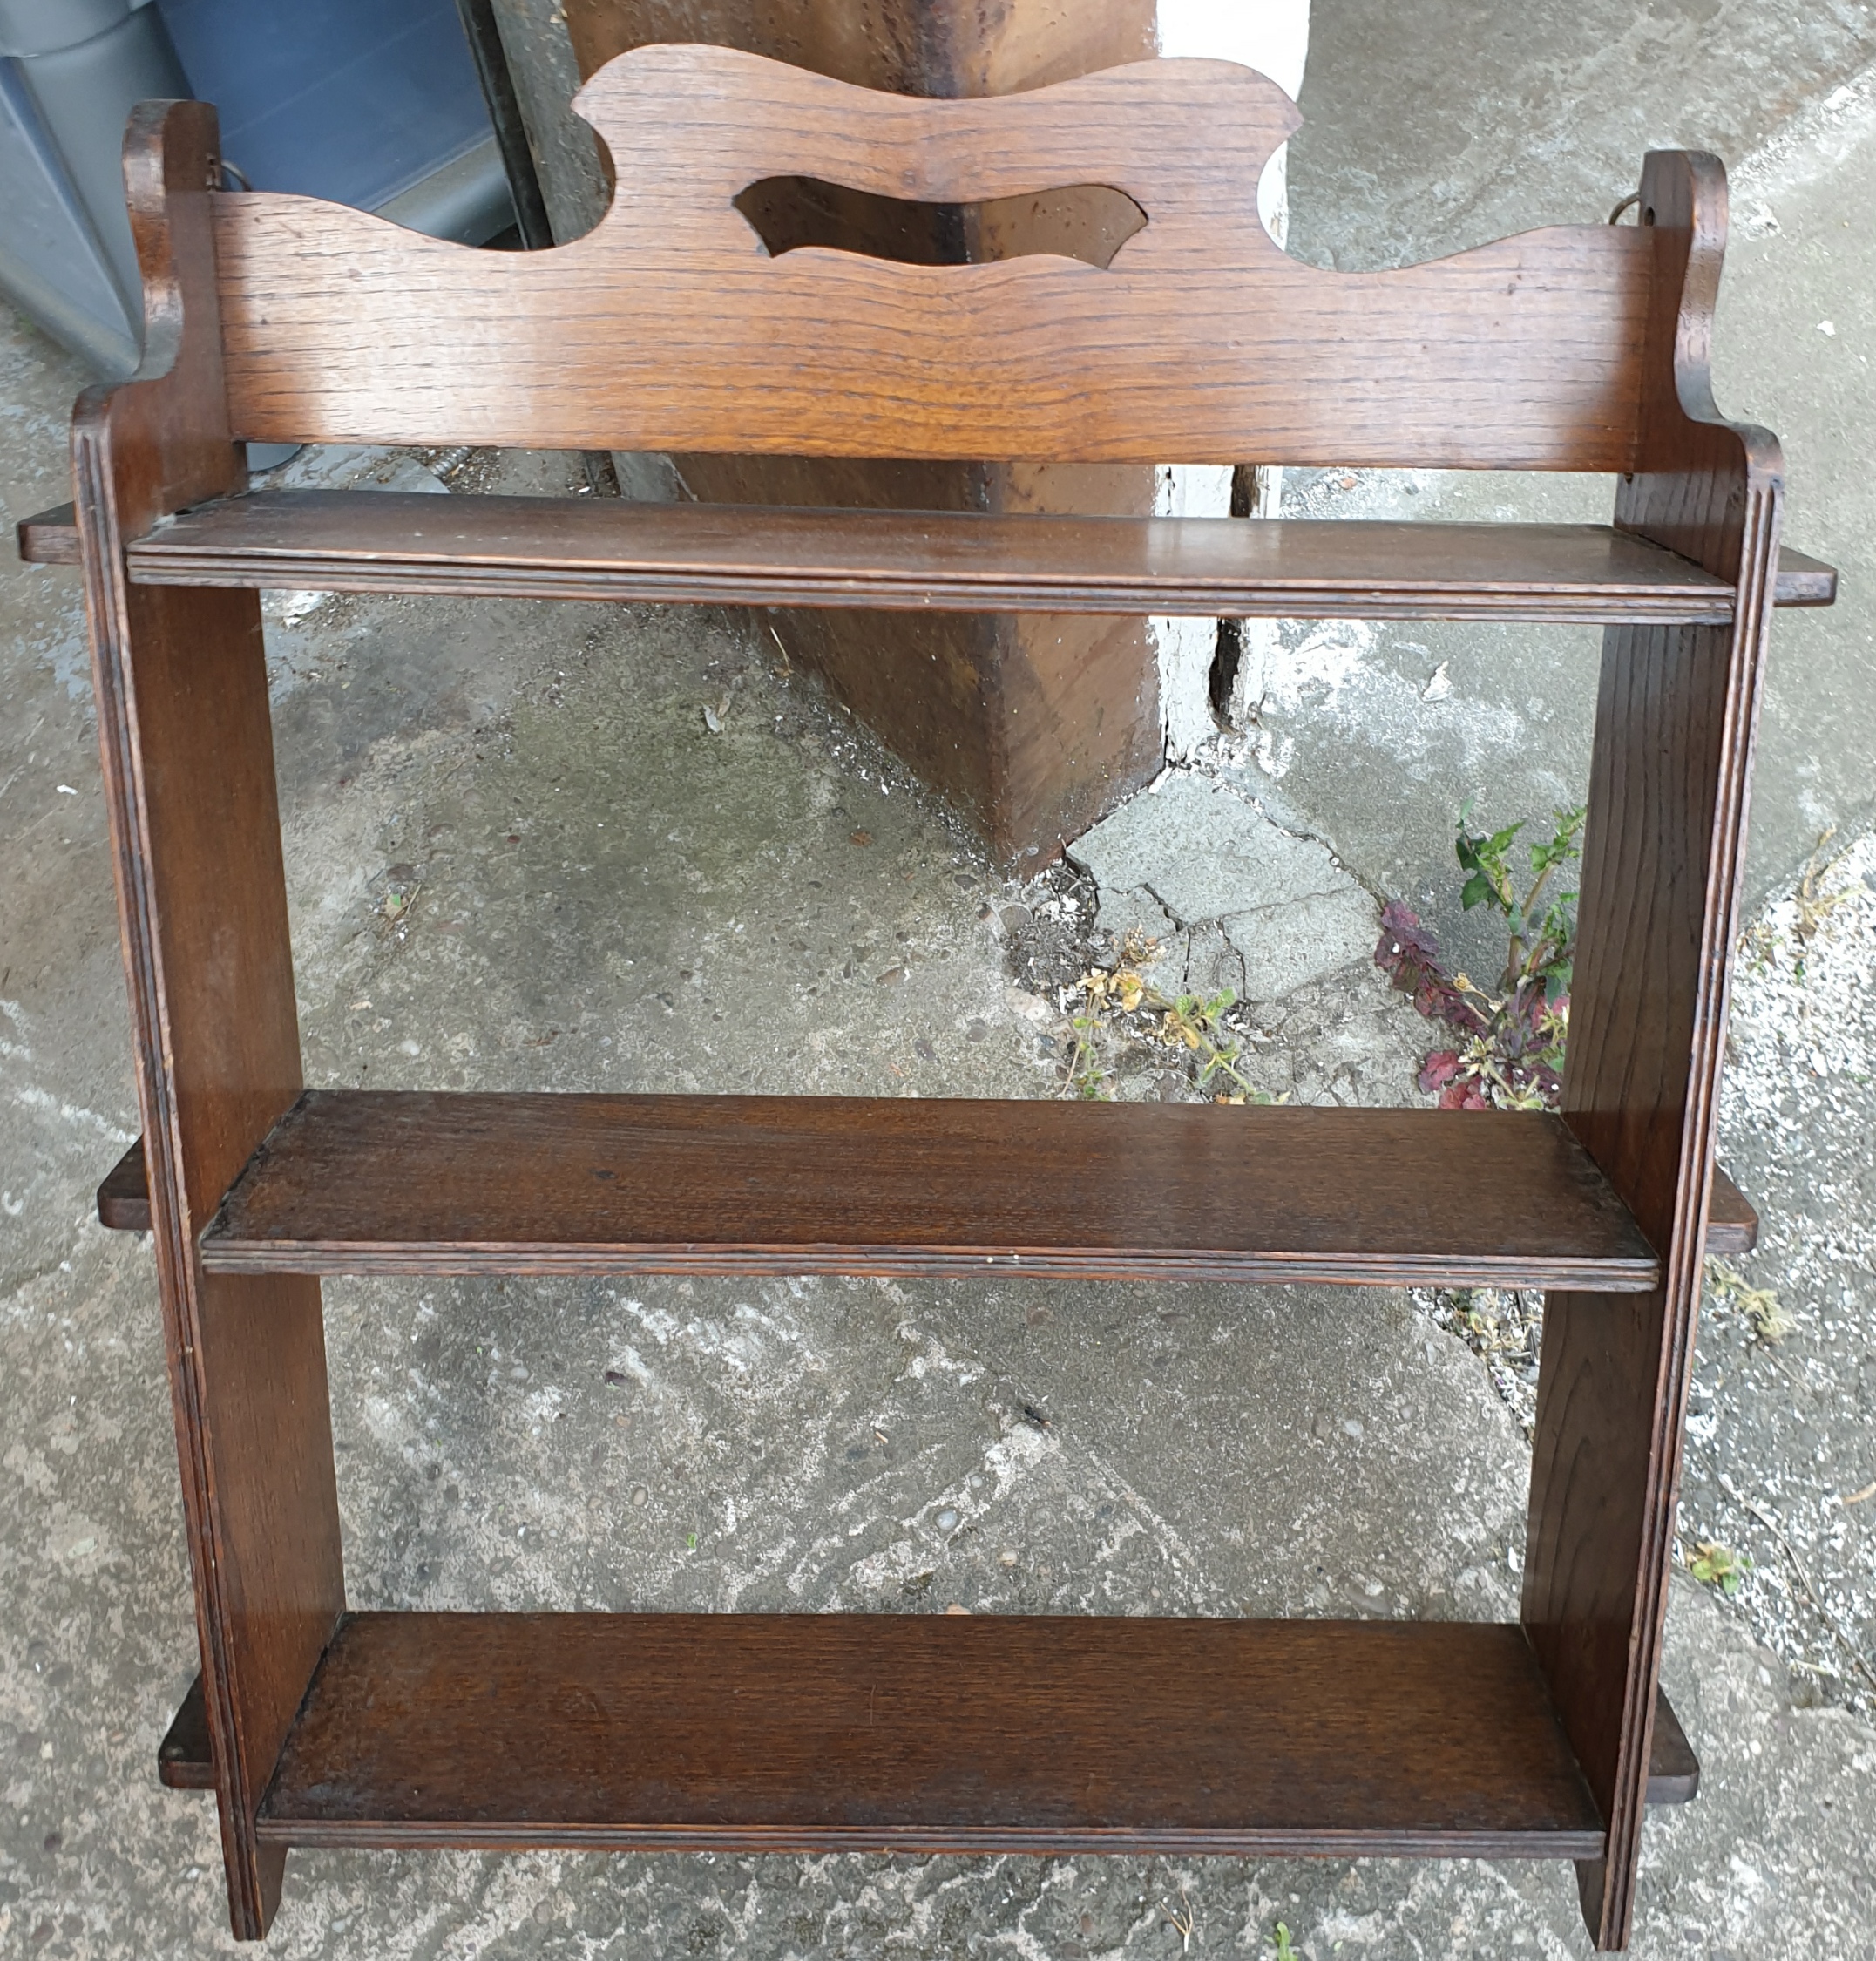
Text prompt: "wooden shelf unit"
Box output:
[[38, 46, 1831, 1951]]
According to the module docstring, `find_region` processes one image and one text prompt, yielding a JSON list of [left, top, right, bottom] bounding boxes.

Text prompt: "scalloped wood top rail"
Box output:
[[212, 44, 1661, 467]]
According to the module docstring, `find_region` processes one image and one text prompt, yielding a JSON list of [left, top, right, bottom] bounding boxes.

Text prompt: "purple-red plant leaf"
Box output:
[[1418, 1049, 1462, 1094], [1375, 900, 1443, 984], [1419, 977, 1489, 1035], [1376, 902, 1491, 1035]]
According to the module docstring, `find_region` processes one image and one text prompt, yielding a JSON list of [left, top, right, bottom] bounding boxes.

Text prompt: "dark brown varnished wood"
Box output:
[[159, 1673, 216, 1791], [1705, 1164, 1757, 1254], [16, 501, 81, 563], [97, 1137, 150, 1231], [73, 48, 1802, 1947], [19, 495, 1840, 615], [1528, 150, 1781, 1951], [153, 1648, 1697, 1819], [211, 46, 1656, 467], [1644, 1688, 1699, 1806], [196, 1090, 1658, 1291], [252, 1612, 1602, 1857], [98, 1128, 1763, 1257], [119, 496, 1743, 621], [71, 101, 344, 1941]]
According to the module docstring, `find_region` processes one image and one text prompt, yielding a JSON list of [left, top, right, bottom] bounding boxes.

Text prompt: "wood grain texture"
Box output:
[[143, 1652, 1689, 1816], [66, 57, 1797, 1944], [194, 1090, 1658, 1290], [253, 1612, 1603, 1857], [565, 5, 1165, 876], [209, 45, 1656, 467], [126, 494, 1751, 621], [15, 502, 80, 563], [98, 1130, 1761, 1256], [19, 494, 1841, 613], [71, 101, 343, 1941], [1527, 150, 1781, 1951]]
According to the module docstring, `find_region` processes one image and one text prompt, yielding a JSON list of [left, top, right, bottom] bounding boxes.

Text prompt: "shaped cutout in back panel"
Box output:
[[735, 177, 1148, 268]]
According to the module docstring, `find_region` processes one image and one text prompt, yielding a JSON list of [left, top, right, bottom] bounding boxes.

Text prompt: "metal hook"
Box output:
[[215, 159, 253, 193], [1608, 192, 1640, 226]]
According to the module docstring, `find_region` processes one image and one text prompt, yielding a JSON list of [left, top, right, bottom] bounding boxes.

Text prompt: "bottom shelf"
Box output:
[[153, 1616, 1693, 1812], [158, 1621, 1701, 1822], [163, 1612, 1619, 1856]]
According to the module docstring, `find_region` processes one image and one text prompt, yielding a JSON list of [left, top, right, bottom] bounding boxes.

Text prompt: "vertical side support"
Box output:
[[72, 102, 343, 1941], [1522, 150, 1782, 1952]]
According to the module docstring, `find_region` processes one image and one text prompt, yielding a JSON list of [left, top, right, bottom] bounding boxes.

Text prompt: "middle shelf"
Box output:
[[193, 1090, 1660, 1289]]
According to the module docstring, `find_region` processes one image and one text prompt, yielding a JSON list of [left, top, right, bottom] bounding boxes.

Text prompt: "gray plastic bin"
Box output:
[[1, 0, 511, 382]]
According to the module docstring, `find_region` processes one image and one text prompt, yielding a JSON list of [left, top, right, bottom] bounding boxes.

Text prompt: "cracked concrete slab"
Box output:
[[1067, 773, 1378, 1001], [1279, 17, 1876, 925]]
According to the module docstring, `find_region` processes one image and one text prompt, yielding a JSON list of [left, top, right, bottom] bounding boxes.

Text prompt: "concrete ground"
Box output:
[[4, 5, 1876, 1958]]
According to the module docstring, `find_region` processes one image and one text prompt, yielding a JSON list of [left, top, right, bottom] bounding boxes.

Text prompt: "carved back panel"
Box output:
[[210, 44, 1660, 467]]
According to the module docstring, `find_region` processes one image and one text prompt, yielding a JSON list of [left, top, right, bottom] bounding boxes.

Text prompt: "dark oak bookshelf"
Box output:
[[37, 45, 1825, 1951]]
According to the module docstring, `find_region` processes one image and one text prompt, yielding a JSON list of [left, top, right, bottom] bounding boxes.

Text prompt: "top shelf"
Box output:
[[18, 494, 1838, 622]]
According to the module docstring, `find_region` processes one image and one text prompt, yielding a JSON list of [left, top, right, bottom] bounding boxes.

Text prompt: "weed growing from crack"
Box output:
[[1790, 824, 1854, 980], [1062, 929, 1284, 1103], [1376, 802, 1584, 1110], [371, 862, 424, 941], [1707, 1258, 1796, 1344], [1413, 1286, 1543, 1435], [1386, 805, 1582, 1424], [1162, 1889, 1197, 1953], [1739, 825, 1857, 987], [1686, 1538, 1751, 1598]]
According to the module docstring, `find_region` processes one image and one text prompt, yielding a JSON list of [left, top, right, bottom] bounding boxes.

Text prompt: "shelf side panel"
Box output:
[[1531, 146, 1783, 1951], [71, 98, 345, 1943]]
